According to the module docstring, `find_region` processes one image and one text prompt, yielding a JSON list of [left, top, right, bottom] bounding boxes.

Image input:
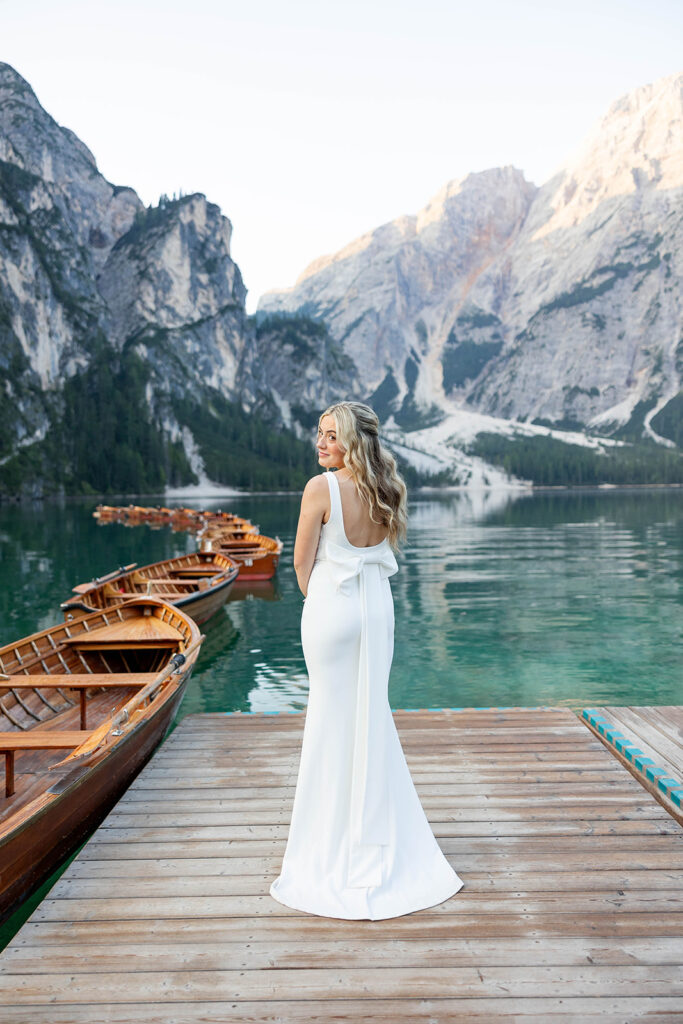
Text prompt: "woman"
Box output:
[[269, 401, 463, 919]]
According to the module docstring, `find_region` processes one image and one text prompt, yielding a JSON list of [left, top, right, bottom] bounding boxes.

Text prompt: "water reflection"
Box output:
[[0, 488, 681, 713]]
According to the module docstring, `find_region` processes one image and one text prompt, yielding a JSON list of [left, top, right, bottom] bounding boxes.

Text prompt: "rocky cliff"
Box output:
[[0, 63, 339, 495], [260, 73, 683, 465]]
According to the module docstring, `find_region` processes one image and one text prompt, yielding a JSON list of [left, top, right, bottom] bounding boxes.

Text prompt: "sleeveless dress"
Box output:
[[269, 470, 464, 919]]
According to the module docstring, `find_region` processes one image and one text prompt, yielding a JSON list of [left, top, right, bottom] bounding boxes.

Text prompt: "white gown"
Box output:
[[269, 470, 464, 919]]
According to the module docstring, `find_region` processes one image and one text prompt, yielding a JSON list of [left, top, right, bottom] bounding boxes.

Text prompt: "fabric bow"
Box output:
[[321, 539, 398, 595]]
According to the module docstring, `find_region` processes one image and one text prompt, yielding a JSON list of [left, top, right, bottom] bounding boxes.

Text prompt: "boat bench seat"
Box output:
[[5, 674, 157, 730], [0, 731, 91, 798], [171, 569, 223, 577], [7, 673, 158, 688], [65, 640, 179, 651], [142, 578, 216, 586]]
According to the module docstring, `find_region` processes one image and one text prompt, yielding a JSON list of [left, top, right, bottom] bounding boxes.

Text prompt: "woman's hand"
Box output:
[[293, 475, 328, 596]]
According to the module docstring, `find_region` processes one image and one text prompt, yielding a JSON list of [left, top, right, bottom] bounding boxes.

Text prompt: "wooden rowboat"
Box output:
[[61, 551, 239, 625], [200, 531, 283, 581], [0, 597, 202, 923]]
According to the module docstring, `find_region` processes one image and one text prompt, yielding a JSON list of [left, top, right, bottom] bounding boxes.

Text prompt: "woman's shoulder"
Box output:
[[301, 472, 330, 504], [303, 472, 330, 493]]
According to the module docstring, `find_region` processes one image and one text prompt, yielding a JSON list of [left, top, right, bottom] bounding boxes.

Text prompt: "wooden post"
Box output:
[[80, 691, 87, 731], [4, 751, 14, 798]]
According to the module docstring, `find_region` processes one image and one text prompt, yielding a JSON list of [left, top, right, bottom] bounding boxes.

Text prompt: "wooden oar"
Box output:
[[71, 563, 138, 595], [48, 633, 205, 770]]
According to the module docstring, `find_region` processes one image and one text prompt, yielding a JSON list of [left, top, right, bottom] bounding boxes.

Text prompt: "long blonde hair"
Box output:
[[320, 401, 408, 548]]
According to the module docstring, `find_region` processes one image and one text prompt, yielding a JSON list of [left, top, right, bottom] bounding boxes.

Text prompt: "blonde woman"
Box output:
[[269, 401, 463, 919]]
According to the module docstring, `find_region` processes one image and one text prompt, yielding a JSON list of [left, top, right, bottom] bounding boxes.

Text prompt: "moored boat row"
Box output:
[[94, 503, 256, 535], [93, 503, 284, 581]]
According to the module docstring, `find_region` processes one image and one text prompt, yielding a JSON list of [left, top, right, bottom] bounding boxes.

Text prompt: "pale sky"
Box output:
[[3, 0, 682, 311]]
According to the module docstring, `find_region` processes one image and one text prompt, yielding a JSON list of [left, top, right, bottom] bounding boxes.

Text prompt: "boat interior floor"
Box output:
[[0, 686, 132, 826]]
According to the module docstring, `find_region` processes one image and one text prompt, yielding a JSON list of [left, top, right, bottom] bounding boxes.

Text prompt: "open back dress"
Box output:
[[269, 470, 464, 919]]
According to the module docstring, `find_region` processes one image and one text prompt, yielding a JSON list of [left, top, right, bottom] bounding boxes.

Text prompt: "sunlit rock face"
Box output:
[[0, 63, 141, 413], [466, 73, 683, 434], [0, 62, 337, 489], [260, 73, 683, 439], [260, 167, 537, 421], [0, 59, 252, 411], [98, 193, 251, 402]]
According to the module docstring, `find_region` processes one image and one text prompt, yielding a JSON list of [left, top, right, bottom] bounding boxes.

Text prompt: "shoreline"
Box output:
[[2, 481, 683, 505]]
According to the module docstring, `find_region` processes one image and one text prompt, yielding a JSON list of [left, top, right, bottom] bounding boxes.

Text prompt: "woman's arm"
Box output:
[[293, 476, 328, 596]]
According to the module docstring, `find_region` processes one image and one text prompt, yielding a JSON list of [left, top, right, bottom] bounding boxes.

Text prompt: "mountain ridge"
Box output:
[[260, 72, 683, 472]]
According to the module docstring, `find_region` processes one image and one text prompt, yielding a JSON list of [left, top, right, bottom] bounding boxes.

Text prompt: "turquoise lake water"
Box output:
[[1, 487, 681, 712]]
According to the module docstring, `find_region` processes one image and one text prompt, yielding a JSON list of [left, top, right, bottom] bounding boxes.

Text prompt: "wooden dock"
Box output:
[[0, 706, 682, 1021], [582, 706, 683, 825]]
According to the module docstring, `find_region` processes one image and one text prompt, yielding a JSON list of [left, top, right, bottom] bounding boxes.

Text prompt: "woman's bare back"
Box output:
[[323, 472, 389, 547]]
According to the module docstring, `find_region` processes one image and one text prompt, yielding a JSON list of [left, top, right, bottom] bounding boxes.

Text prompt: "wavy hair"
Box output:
[[319, 401, 407, 548]]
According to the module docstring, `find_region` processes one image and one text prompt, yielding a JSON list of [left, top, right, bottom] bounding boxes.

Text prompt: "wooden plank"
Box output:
[[102, 792, 659, 825], [135, 760, 622, 779], [95, 818, 681, 850], [81, 833, 681, 861], [2, 998, 683, 1022], [177, 709, 572, 723], [142, 749, 626, 763], [1, 964, 682, 1002], [28, 891, 683, 922], [49, 869, 683, 897], [114, 791, 664, 812], [78, 811, 679, 843], [7, 999, 683, 1023], [4, 935, 683, 973], [124, 768, 630, 791], [13, 911, 683, 945], [141, 774, 646, 796], [150, 748, 613, 763], [68, 833, 683, 855], [90, 809, 674, 843], [108, 790, 658, 814], [152, 738, 607, 753]]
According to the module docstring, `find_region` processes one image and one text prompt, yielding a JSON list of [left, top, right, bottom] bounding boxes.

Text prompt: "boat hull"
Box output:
[[175, 573, 238, 623], [229, 552, 280, 580], [0, 674, 189, 924]]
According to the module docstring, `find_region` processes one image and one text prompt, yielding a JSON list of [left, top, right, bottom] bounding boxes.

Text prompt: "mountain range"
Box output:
[[261, 72, 683, 486], [0, 63, 681, 495]]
